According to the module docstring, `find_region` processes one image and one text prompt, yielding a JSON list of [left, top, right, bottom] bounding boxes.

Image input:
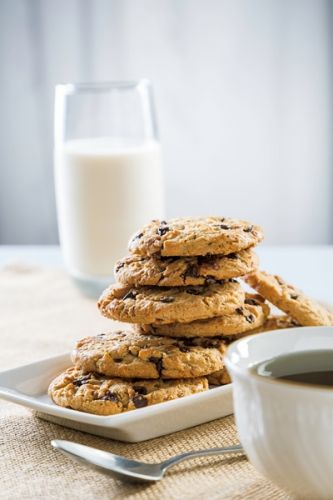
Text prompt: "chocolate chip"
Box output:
[[160, 220, 168, 225], [115, 262, 125, 273], [102, 391, 119, 402], [245, 314, 255, 323], [226, 253, 238, 260], [133, 386, 148, 395], [183, 338, 195, 346], [229, 278, 238, 283], [160, 296, 175, 303], [244, 298, 259, 306], [96, 333, 106, 338], [123, 290, 137, 300], [185, 264, 199, 278], [290, 294, 299, 300], [220, 333, 232, 340], [73, 374, 92, 387], [133, 395, 148, 408], [220, 224, 230, 230], [205, 276, 217, 285], [186, 287, 202, 295], [114, 357, 123, 362], [149, 356, 163, 375], [179, 345, 190, 353], [236, 307, 244, 315], [134, 232, 143, 240], [157, 226, 169, 236], [200, 339, 218, 348], [243, 225, 253, 233]]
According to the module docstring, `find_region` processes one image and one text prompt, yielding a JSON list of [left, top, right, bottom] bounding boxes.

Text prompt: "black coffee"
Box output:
[[253, 349, 333, 387]]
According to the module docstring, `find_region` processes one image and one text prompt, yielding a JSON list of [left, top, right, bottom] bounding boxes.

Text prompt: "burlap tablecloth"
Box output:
[[0, 264, 290, 499]]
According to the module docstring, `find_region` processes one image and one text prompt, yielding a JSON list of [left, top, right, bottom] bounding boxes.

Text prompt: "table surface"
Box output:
[[0, 244, 331, 500], [0, 244, 332, 303]]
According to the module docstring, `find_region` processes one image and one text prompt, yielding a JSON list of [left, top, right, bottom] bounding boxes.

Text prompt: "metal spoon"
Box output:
[[51, 439, 244, 483]]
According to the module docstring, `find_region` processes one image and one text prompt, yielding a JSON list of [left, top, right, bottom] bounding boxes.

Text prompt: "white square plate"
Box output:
[[0, 353, 233, 442]]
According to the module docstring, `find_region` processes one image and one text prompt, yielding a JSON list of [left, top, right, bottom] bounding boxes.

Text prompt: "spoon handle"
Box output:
[[160, 444, 244, 472]]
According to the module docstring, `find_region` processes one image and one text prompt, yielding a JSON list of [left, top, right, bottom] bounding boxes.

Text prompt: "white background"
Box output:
[[0, 0, 332, 244]]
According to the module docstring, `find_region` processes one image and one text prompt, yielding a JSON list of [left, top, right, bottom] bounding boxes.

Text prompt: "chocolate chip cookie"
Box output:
[[49, 367, 208, 415], [245, 270, 333, 326], [134, 294, 269, 337], [129, 217, 264, 257], [72, 330, 228, 379], [98, 281, 244, 324], [207, 368, 231, 386], [115, 249, 258, 287]]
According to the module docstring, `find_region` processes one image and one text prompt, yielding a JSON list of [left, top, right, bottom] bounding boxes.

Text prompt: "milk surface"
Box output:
[[54, 138, 164, 278]]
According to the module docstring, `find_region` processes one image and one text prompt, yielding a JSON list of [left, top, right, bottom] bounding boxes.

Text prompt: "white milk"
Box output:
[[54, 138, 164, 281]]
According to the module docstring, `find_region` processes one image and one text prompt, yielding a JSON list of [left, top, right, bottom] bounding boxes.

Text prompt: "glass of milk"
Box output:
[[54, 80, 164, 297]]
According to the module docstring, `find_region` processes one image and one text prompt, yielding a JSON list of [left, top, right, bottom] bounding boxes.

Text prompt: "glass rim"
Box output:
[[55, 79, 152, 95]]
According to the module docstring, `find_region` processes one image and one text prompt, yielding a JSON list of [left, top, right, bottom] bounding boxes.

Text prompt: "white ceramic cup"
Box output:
[[225, 326, 333, 499]]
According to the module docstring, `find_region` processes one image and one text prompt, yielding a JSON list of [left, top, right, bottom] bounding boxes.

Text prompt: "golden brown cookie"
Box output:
[[129, 217, 264, 257], [244, 271, 333, 326], [49, 367, 208, 415], [72, 330, 228, 379], [115, 249, 258, 286], [98, 280, 244, 324], [134, 294, 269, 337], [207, 368, 231, 386]]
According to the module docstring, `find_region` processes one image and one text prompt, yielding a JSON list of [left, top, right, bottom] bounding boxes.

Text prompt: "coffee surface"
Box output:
[[254, 349, 333, 388], [278, 370, 333, 386]]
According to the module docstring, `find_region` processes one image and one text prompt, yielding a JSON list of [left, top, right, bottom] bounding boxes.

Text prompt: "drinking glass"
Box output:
[[54, 80, 164, 297]]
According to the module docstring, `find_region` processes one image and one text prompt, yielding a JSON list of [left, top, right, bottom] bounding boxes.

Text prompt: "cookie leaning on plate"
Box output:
[[49, 367, 208, 416], [129, 217, 263, 257], [245, 270, 333, 326], [115, 249, 259, 287], [72, 330, 228, 379], [135, 294, 269, 337], [98, 280, 244, 324]]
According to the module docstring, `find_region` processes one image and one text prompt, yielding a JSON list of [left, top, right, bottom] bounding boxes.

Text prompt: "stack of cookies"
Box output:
[[49, 217, 270, 416], [96, 217, 268, 387], [49, 216, 333, 416]]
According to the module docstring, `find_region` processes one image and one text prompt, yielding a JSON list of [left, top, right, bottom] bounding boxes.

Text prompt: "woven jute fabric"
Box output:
[[0, 264, 290, 499]]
